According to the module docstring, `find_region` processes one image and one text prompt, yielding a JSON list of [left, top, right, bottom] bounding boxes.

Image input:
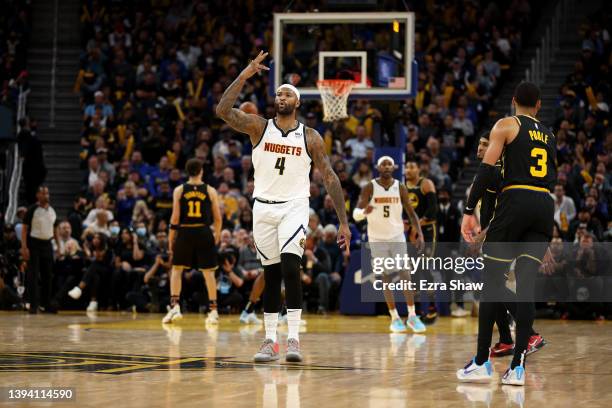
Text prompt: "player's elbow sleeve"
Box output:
[[353, 207, 366, 222], [423, 192, 438, 219], [465, 163, 497, 214]]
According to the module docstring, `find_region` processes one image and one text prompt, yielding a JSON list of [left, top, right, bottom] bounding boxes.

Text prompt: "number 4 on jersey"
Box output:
[[275, 157, 286, 175]]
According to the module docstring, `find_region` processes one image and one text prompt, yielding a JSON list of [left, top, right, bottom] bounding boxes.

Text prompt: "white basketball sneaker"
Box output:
[[68, 286, 82, 300], [86, 300, 98, 312], [457, 358, 493, 383], [240, 311, 262, 324], [501, 365, 526, 386], [206, 309, 219, 324], [162, 304, 182, 324]]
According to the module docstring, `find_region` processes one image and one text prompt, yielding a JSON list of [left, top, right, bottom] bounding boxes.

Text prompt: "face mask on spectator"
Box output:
[[136, 227, 147, 237], [110, 226, 120, 236]]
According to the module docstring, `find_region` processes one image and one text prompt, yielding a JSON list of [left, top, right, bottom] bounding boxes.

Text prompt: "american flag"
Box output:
[[388, 77, 406, 89]]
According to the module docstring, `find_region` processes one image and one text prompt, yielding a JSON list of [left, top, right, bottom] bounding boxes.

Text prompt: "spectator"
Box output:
[[67, 196, 88, 240], [437, 188, 461, 242], [67, 232, 113, 312], [453, 107, 474, 139], [344, 125, 375, 159], [83, 196, 114, 227], [53, 221, 79, 259], [318, 195, 340, 226], [85, 155, 101, 188], [116, 181, 138, 225], [237, 232, 262, 280], [82, 210, 111, 238], [552, 183, 577, 234], [141, 253, 172, 312], [319, 224, 344, 307], [111, 227, 147, 309], [96, 148, 116, 183], [352, 159, 374, 189], [302, 233, 333, 313], [216, 250, 244, 312], [84, 90, 114, 120]]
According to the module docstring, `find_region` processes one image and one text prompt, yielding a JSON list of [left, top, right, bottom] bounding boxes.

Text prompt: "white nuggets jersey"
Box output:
[[367, 179, 405, 241], [252, 119, 312, 201]]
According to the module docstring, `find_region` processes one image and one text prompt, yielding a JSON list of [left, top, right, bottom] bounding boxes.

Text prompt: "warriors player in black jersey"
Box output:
[[405, 158, 439, 324], [458, 82, 556, 386], [163, 158, 222, 324], [473, 132, 545, 358]]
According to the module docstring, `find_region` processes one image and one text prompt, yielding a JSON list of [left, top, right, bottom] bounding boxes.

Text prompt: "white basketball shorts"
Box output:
[[253, 198, 309, 265], [368, 233, 410, 275]]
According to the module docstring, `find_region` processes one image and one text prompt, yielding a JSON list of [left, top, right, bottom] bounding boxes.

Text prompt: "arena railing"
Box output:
[[525, 0, 569, 86], [3, 85, 29, 224]]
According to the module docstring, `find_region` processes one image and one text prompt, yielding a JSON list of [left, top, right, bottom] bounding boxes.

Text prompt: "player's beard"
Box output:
[[380, 169, 393, 179], [406, 172, 418, 182], [274, 100, 296, 116]]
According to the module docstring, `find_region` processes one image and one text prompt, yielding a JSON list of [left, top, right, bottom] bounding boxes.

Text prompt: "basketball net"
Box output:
[[317, 80, 355, 122]]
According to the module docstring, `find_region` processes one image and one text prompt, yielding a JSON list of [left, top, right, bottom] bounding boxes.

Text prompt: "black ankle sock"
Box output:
[[245, 301, 255, 313], [170, 296, 180, 307], [209, 300, 217, 310]]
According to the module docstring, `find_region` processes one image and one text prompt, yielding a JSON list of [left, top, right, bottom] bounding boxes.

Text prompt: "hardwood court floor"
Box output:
[[1, 312, 611, 407]]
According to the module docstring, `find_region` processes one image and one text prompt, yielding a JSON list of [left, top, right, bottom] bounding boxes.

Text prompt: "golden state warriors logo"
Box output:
[[299, 238, 305, 248], [407, 192, 419, 208], [0, 351, 357, 375]]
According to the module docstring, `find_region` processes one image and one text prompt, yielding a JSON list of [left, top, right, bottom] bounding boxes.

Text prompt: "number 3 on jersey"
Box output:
[[275, 157, 286, 175], [530, 147, 547, 178]]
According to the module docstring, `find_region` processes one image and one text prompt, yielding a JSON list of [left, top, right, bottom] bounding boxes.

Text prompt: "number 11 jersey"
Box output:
[[252, 119, 312, 202], [179, 183, 212, 226]]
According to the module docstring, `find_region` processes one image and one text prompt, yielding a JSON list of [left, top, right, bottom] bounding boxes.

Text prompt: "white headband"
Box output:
[[277, 83, 301, 100], [376, 156, 395, 167]]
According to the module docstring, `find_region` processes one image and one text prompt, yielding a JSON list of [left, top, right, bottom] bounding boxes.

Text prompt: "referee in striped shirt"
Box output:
[[21, 186, 57, 313]]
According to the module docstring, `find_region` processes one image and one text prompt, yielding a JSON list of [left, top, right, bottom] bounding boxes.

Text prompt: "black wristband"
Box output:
[[169, 224, 179, 230], [463, 207, 475, 215], [464, 163, 497, 215]]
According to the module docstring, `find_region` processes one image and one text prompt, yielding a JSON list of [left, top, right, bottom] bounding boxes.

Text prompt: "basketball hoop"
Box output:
[[317, 80, 355, 122]]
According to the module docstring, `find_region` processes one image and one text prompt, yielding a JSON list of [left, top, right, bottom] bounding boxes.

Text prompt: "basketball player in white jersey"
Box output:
[[216, 51, 351, 363], [353, 156, 426, 333]]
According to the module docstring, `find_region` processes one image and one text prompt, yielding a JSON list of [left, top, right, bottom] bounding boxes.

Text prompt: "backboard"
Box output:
[[272, 12, 416, 100]]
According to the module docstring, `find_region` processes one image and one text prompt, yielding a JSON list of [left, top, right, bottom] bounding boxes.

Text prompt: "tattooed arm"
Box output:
[[215, 51, 268, 145], [306, 127, 352, 251]]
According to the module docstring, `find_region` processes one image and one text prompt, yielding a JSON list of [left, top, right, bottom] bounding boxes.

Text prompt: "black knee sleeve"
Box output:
[[511, 256, 540, 367], [263, 263, 282, 313], [281, 253, 303, 309], [495, 304, 513, 344], [476, 257, 514, 364]]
